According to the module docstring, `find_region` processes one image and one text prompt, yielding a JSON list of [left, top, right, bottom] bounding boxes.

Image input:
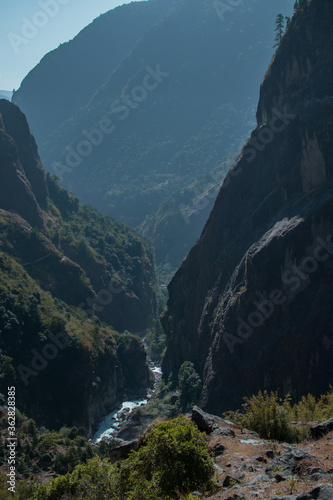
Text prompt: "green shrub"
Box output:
[[224, 389, 333, 443], [146, 316, 166, 360], [34, 457, 116, 500], [118, 415, 217, 498], [292, 391, 333, 422], [224, 391, 306, 442], [178, 361, 202, 412]]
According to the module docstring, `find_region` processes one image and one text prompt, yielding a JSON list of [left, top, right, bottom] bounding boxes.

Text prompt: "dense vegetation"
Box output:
[[0, 250, 149, 429], [224, 389, 333, 443], [0, 409, 113, 478], [34, 416, 217, 500], [46, 173, 156, 316]]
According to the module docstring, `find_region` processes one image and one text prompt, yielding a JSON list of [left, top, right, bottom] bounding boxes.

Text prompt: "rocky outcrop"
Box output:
[[0, 99, 48, 208], [192, 406, 226, 434], [272, 484, 333, 500], [162, 0, 333, 414], [202, 413, 333, 499], [0, 100, 46, 227]]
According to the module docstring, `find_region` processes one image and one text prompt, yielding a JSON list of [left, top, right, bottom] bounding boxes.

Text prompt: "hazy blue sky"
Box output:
[[0, 0, 146, 91]]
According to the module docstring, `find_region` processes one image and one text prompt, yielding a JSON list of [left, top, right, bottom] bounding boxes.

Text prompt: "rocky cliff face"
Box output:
[[0, 100, 47, 228], [162, 0, 333, 414]]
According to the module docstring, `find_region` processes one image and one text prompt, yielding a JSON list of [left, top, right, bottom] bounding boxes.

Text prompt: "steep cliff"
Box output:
[[0, 101, 155, 430], [162, 0, 333, 414], [0, 100, 46, 228]]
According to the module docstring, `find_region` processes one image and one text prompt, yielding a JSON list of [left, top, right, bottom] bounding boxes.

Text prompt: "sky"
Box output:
[[0, 0, 146, 91]]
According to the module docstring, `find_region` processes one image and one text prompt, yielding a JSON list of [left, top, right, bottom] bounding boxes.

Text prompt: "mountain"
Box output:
[[0, 100, 156, 430], [0, 90, 12, 101], [13, 0, 294, 271], [161, 0, 333, 415]]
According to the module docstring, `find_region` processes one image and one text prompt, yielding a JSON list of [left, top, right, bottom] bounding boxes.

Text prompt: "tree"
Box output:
[[274, 14, 285, 48], [294, 0, 300, 11], [178, 360, 202, 411], [120, 416, 217, 498]]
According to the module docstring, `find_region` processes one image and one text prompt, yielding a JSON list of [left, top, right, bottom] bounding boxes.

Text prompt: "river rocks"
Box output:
[[311, 419, 333, 439], [271, 495, 307, 500]]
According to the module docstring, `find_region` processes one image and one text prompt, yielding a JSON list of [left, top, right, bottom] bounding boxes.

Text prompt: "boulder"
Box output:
[[191, 406, 224, 433], [109, 438, 139, 462], [212, 427, 236, 437], [223, 475, 241, 487], [213, 443, 226, 456], [310, 418, 333, 439], [266, 447, 320, 479], [271, 483, 333, 499]]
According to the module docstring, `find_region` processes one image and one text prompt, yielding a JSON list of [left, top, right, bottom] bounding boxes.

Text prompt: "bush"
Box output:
[[224, 391, 305, 442], [178, 361, 202, 412], [118, 415, 217, 498], [292, 391, 333, 422], [224, 389, 333, 443], [34, 457, 116, 500]]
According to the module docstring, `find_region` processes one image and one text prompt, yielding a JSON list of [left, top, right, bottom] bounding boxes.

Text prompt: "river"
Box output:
[[92, 359, 162, 443]]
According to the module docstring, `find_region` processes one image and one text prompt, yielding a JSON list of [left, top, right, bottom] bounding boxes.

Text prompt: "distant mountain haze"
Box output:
[[0, 90, 13, 100], [13, 0, 295, 271]]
